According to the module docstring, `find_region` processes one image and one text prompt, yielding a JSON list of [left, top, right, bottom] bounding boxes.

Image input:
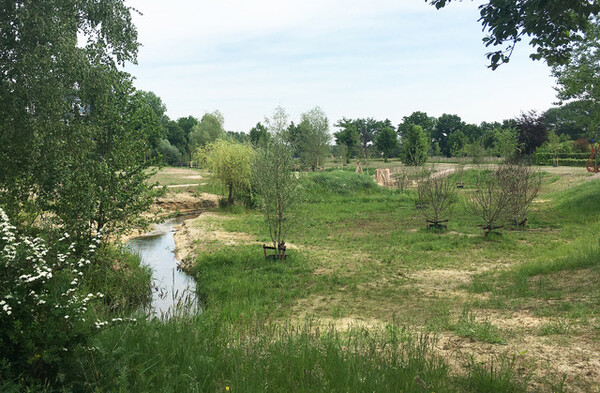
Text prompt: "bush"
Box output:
[[416, 173, 457, 228], [535, 152, 589, 165], [0, 209, 102, 385]]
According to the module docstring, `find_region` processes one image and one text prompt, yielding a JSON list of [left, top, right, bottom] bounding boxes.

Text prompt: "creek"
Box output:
[[127, 215, 199, 317]]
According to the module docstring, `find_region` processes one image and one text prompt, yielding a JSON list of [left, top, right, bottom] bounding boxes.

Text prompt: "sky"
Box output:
[[124, 0, 558, 132]]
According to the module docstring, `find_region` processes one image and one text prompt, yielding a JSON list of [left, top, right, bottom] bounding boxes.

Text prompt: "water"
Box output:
[[128, 215, 199, 317]]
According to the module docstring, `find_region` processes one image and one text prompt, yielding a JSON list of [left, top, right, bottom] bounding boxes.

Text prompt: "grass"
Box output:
[[172, 165, 600, 390], [73, 315, 530, 392]]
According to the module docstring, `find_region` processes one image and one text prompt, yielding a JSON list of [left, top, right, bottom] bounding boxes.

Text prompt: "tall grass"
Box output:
[[74, 316, 527, 392]]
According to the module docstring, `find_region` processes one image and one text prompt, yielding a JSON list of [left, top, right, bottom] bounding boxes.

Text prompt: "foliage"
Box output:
[[0, 209, 101, 385], [375, 126, 399, 162], [0, 0, 159, 242], [198, 139, 255, 207], [249, 122, 269, 148], [416, 173, 457, 227], [334, 123, 361, 162], [493, 128, 520, 161], [433, 114, 464, 157], [158, 139, 183, 165], [401, 125, 430, 166], [544, 102, 592, 141], [552, 19, 600, 139], [515, 111, 548, 155], [253, 137, 302, 257], [264, 106, 290, 139], [189, 112, 226, 150], [448, 129, 468, 157], [298, 107, 332, 170], [397, 111, 437, 138], [461, 140, 486, 164], [429, 0, 600, 69], [335, 117, 393, 160]]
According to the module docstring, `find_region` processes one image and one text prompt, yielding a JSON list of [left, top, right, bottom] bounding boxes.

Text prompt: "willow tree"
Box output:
[[199, 140, 254, 207]]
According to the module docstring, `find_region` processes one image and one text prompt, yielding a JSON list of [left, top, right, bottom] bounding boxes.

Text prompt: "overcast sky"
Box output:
[[124, 0, 558, 132]]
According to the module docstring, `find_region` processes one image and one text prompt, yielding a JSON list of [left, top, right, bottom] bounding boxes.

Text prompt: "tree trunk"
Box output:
[[227, 184, 233, 206]]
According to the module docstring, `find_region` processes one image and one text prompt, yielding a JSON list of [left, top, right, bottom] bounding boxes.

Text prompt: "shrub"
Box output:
[[497, 164, 542, 226], [0, 209, 102, 385], [416, 173, 457, 228], [304, 170, 377, 195], [464, 169, 513, 235]]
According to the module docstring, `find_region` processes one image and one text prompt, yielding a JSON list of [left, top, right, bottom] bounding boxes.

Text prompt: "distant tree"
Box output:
[[158, 139, 183, 165], [334, 121, 361, 162], [189, 112, 226, 150], [226, 131, 250, 144], [429, 0, 600, 69], [165, 120, 187, 156], [397, 111, 436, 138], [401, 125, 430, 166], [544, 130, 561, 166], [434, 114, 464, 157], [515, 111, 548, 155], [299, 107, 331, 170], [264, 106, 290, 139], [462, 140, 486, 164], [375, 126, 399, 162], [544, 102, 591, 141], [249, 122, 270, 147], [198, 139, 254, 207], [493, 128, 520, 161], [448, 130, 468, 157], [253, 137, 302, 259]]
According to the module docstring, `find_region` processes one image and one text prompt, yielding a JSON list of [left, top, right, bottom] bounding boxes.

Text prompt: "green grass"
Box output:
[[73, 315, 528, 393]]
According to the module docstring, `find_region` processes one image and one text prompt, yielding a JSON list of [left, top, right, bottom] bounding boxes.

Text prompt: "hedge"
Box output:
[[535, 152, 591, 166]]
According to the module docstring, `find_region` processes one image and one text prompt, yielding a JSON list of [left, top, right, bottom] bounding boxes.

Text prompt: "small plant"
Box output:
[[416, 172, 457, 229], [453, 307, 507, 345]]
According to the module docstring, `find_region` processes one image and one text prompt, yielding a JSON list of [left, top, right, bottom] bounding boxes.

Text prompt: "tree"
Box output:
[[0, 0, 141, 229], [544, 130, 562, 166], [401, 125, 430, 166], [493, 128, 520, 160], [158, 139, 183, 164], [397, 111, 436, 138], [253, 137, 302, 259], [497, 164, 542, 227], [552, 19, 600, 138], [249, 122, 270, 147], [198, 139, 254, 207], [515, 111, 547, 155], [298, 107, 331, 170], [264, 106, 290, 139], [544, 102, 591, 140], [433, 114, 464, 157], [429, 0, 600, 69], [334, 121, 361, 162], [189, 112, 226, 150], [375, 126, 399, 162], [416, 174, 457, 228], [448, 130, 468, 157]]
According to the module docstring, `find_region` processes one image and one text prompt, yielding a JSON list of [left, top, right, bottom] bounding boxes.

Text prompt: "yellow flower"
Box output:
[[225, 387, 230, 392]]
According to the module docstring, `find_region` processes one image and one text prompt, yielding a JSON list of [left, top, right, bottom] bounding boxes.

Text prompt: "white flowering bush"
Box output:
[[0, 208, 103, 383]]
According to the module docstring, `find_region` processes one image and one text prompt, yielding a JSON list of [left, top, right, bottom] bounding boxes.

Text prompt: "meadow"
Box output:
[[18, 162, 597, 392]]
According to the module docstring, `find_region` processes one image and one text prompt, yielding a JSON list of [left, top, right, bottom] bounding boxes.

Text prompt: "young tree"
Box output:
[[299, 107, 332, 170], [397, 111, 437, 138], [198, 140, 254, 207], [416, 174, 457, 228], [375, 126, 399, 162], [253, 137, 302, 259], [497, 164, 542, 227], [429, 0, 600, 69], [493, 128, 520, 161], [433, 114, 465, 157], [464, 168, 513, 235], [401, 125, 430, 166], [545, 130, 561, 166]]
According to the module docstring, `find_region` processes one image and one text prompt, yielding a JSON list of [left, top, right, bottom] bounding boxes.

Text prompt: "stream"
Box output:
[[127, 215, 199, 317]]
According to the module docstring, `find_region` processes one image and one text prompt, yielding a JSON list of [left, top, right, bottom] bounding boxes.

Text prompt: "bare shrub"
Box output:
[[464, 169, 513, 235], [416, 173, 457, 229], [394, 167, 410, 191], [496, 163, 542, 227]]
